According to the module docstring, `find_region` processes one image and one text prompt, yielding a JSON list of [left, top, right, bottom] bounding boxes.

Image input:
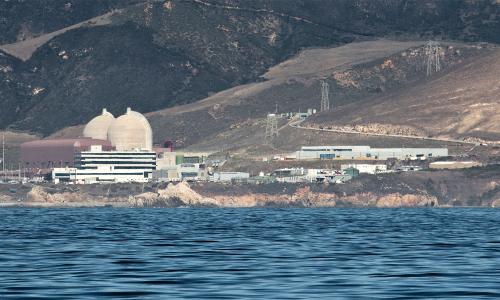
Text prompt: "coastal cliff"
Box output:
[[1, 167, 498, 208], [5, 182, 437, 208]]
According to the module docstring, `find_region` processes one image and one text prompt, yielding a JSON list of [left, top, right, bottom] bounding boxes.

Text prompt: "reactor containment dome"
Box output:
[[83, 108, 115, 140], [107, 107, 153, 151]]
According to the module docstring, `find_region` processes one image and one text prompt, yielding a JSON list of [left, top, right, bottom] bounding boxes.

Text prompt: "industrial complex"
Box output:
[[0, 106, 465, 185]]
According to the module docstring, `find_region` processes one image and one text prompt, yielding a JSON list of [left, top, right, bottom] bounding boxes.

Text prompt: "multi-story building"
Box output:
[[52, 145, 156, 183]]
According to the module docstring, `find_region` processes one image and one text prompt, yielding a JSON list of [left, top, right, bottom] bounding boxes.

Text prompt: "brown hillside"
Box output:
[[51, 40, 497, 157], [52, 40, 423, 144], [308, 46, 500, 142]]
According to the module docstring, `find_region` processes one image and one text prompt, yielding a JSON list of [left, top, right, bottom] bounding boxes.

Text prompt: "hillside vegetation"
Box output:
[[50, 39, 499, 157], [0, 0, 499, 136]]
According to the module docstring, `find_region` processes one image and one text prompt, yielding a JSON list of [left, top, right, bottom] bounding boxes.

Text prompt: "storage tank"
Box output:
[[83, 108, 115, 140], [107, 107, 153, 151]]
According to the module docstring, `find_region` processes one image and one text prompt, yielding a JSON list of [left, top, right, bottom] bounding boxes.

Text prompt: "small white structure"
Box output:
[[152, 167, 179, 182], [156, 151, 177, 169], [280, 108, 317, 120], [397, 165, 422, 172], [341, 163, 387, 174], [213, 172, 250, 182], [177, 163, 207, 181]]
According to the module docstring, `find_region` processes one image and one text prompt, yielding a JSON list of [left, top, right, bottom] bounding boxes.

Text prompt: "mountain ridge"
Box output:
[[0, 0, 498, 140]]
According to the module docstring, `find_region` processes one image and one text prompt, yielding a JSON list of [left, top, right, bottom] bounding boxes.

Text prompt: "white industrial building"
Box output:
[[212, 172, 250, 182], [341, 163, 388, 174], [295, 146, 448, 161], [52, 146, 156, 183]]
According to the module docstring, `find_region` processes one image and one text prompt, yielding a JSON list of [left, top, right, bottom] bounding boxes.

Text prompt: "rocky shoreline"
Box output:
[[0, 182, 439, 208], [1, 167, 498, 208]]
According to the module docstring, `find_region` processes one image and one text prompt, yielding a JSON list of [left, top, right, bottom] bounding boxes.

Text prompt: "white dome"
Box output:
[[107, 107, 153, 151], [83, 108, 115, 140]]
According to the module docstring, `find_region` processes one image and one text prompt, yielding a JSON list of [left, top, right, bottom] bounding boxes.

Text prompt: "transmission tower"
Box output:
[[320, 80, 330, 112], [425, 41, 442, 76], [264, 113, 279, 144]]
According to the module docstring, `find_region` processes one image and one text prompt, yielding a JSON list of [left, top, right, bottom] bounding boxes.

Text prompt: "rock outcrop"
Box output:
[[492, 199, 500, 208], [24, 185, 127, 207], [375, 193, 438, 208], [131, 182, 219, 207], [129, 182, 436, 208]]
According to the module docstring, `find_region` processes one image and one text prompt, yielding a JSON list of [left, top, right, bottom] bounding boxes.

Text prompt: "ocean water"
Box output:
[[1, 208, 499, 299]]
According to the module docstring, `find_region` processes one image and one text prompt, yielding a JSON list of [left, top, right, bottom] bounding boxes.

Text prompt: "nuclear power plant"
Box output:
[[19, 107, 209, 184], [16, 106, 451, 185], [21, 108, 157, 183]]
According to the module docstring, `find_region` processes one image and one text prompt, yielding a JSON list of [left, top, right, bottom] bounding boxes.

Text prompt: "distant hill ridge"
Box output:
[[0, 0, 498, 136]]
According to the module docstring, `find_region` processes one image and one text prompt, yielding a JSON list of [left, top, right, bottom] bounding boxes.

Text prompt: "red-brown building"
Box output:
[[20, 138, 114, 170]]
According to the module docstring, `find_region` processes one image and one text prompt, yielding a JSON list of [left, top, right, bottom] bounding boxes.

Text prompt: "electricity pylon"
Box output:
[[320, 80, 330, 112], [264, 113, 279, 144], [425, 41, 442, 76]]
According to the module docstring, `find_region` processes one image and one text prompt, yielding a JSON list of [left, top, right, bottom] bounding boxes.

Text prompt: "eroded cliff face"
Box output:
[[24, 185, 129, 207], [1, 167, 498, 208], [8, 182, 440, 208]]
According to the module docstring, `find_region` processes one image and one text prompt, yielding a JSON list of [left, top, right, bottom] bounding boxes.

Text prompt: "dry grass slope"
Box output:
[[51, 40, 498, 157], [309, 46, 500, 142]]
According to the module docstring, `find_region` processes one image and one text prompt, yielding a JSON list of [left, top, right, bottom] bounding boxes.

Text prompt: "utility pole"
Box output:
[[264, 114, 279, 144], [320, 80, 330, 112], [425, 41, 442, 76]]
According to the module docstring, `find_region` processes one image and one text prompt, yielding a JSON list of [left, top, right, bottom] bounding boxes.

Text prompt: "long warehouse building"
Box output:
[[295, 146, 448, 160]]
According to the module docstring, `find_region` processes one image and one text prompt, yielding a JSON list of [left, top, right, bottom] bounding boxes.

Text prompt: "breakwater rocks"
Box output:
[[0, 167, 498, 208]]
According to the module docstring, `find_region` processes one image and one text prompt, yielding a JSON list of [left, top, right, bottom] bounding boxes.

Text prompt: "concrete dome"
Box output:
[[107, 107, 153, 151], [83, 108, 115, 140]]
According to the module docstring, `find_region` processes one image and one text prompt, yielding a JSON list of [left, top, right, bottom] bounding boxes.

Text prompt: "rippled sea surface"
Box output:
[[1, 208, 500, 299]]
